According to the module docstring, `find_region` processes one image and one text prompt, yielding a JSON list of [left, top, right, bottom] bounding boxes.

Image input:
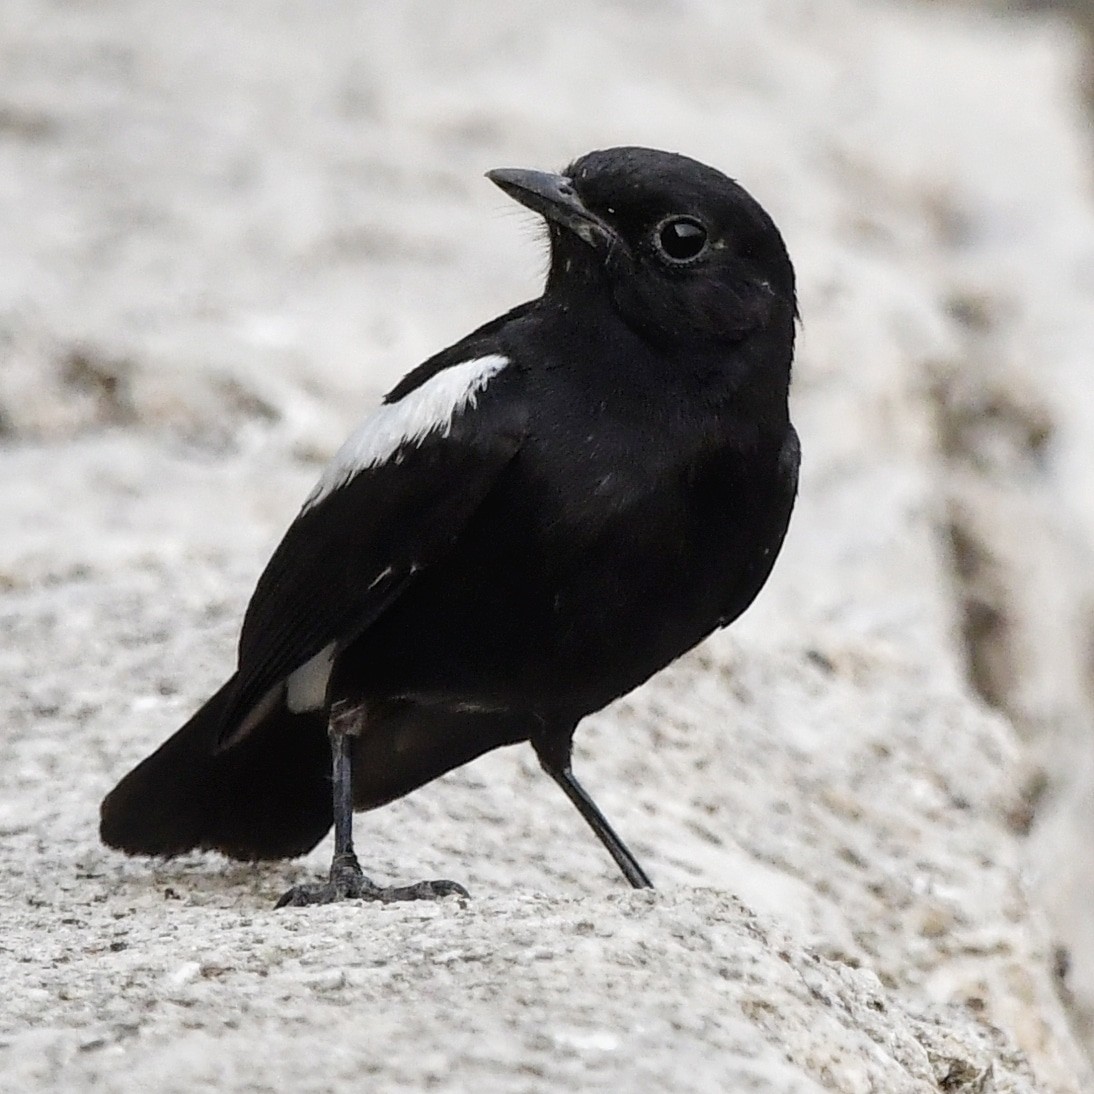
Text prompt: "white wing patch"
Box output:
[[285, 641, 337, 713], [302, 354, 509, 512]]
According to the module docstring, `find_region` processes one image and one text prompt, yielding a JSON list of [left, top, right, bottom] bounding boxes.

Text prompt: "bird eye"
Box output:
[[655, 216, 708, 263]]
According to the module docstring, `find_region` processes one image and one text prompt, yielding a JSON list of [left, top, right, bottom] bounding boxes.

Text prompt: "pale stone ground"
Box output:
[[3, 1, 1094, 1090]]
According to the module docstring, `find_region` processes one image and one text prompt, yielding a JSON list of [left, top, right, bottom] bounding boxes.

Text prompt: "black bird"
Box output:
[[100, 146, 799, 906]]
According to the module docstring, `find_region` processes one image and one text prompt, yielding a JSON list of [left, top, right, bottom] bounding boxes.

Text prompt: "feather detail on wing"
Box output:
[[217, 355, 526, 749]]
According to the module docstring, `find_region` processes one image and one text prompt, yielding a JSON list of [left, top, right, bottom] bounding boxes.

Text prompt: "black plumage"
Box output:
[[100, 146, 800, 905]]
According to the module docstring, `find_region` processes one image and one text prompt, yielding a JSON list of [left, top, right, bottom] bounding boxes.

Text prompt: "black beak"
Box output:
[[486, 167, 615, 252]]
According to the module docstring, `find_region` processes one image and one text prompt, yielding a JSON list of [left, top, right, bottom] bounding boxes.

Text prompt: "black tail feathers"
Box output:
[[100, 676, 333, 861]]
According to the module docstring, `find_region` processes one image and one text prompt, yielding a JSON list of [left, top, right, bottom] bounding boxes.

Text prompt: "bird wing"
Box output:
[[217, 350, 527, 749]]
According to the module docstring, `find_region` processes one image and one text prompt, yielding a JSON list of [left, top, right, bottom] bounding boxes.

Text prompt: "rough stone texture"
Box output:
[[2, 0, 1093, 1090]]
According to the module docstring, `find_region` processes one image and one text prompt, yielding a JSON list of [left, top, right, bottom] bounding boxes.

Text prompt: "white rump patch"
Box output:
[[286, 641, 337, 713], [302, 354, 509, 512]]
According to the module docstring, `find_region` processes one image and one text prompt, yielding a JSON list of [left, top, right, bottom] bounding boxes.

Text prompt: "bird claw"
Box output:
[[275, 853, 469, 908], [374, 878, 470, 903]]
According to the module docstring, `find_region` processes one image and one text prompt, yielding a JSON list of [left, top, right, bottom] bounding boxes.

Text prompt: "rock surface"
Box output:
[[2, 0, 1093, 1090]]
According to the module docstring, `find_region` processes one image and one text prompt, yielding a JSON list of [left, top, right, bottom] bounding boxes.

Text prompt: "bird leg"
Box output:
[[275, 700, 470, 908], [532, 731, 653, 889]]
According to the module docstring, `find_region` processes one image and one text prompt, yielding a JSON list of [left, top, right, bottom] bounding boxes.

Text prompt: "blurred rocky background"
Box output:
[[4, 0, 1094, 1090]]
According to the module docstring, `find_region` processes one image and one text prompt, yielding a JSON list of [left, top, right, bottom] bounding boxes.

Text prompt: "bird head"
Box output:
[[487, 146, 796, 349]]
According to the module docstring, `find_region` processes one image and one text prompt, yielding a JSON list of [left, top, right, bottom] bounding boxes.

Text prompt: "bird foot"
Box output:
[[275, 851, 469, 908]]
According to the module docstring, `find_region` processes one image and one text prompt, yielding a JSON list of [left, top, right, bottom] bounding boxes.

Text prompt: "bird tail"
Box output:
[[100, 676, 333, 861]]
